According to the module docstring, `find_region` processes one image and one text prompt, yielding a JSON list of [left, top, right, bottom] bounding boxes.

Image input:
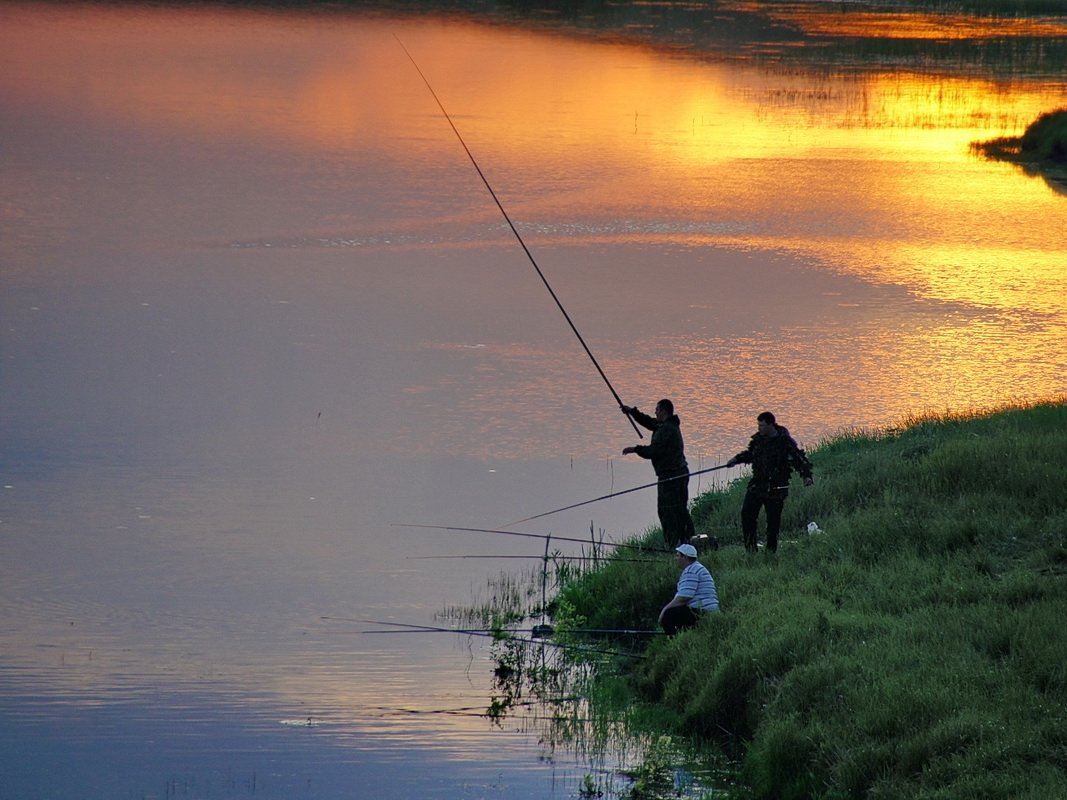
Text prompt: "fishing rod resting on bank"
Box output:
[[395, 35, 642, 438]]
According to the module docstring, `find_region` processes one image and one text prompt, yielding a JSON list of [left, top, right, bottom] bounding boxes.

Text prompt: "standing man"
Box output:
[[726, 411, 814, 554], [659, 543, 719, 635], [621, 399, 696, 547]]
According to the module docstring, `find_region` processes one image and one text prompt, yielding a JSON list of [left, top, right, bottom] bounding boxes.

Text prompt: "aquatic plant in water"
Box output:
[[456, 552, 723, 798]]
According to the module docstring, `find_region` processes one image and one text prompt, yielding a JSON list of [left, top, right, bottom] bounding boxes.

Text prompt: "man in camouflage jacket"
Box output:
[[727, 411, 814, 553]]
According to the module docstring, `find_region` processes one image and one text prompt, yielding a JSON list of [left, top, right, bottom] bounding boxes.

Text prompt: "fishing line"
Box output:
[[395, 35, 642, 438], [505, 462, 732, 526]]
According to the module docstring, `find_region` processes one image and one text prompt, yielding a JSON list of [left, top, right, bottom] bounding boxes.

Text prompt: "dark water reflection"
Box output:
[[1, 2, 1065, 798]]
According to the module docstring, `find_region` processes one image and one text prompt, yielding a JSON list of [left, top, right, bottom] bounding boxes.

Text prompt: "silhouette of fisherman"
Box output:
[[621, 399, 695, 547], [726, 411, 814, 553]]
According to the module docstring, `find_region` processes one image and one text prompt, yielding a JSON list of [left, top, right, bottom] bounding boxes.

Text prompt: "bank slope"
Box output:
[[557, 398, 1067, 800]]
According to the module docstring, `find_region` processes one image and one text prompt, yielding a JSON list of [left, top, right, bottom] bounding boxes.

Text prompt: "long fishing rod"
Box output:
[[392, 523, 671, 553], [349, 618, 646, 658], [359, 625, 663, 637], [395, 36, 642, 439], [408, 554, 660, 563], [323, 617, 662, 637], [371, 696, 583, 718], [505, 462, 732, 526]]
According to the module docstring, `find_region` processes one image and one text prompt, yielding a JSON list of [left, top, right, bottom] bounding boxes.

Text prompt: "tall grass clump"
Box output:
[[972, 108, 1067, 185], [1018, 108, 1067, 162], [554, 398, 1067, 799]]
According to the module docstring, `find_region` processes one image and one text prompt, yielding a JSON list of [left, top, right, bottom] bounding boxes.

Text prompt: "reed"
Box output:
[[555, 397, 1067, 799]]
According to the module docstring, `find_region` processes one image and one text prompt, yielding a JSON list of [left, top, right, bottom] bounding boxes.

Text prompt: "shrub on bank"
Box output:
[[1020, 108, 1067, 162], [556, 398, 1067, 799], [972, 108, 1067, 174]]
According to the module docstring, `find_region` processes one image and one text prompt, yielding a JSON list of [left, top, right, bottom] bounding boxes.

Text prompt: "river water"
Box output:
[[2, 2, 1065, 798]]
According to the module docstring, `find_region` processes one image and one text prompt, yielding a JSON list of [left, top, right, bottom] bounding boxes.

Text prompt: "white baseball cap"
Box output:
[[675, 544, 697, 558]]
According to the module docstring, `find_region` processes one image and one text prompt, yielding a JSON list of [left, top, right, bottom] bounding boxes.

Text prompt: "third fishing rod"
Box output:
[[504, 462, 733, 526], [395, 36, 642, 438], [394, 523, 672, 554]]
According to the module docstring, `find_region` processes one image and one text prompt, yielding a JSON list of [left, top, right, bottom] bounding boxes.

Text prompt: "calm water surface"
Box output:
[[2, 3, 1065, 798]]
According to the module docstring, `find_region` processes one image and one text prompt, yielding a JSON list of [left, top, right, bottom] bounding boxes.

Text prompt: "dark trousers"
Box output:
[[661, 605, 699, 636], [657, 473, 695, 547], [741, 489, 785, 552]]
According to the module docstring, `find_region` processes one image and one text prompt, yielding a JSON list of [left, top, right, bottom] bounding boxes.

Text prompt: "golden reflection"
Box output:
[[2, 11, 1065, 772], [0, 5, 422, 150], [3, 3, 1064, 443], [634, 66, 1067, 320], [736, 4, 1067, 41], [3, 6, 1061, 168], [0, 613, 508, 740]]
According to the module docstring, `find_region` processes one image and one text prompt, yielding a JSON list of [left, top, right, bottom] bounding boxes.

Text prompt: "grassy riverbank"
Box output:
[[555, 398, 1067, 799]]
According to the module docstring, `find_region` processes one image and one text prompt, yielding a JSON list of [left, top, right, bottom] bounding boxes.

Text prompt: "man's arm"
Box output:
[[726, 445, 753, 467], [624, 420, 666, 461], [787, 438, 814, 484], [621, 405, 659, 432], [658, 592, 692, 623]]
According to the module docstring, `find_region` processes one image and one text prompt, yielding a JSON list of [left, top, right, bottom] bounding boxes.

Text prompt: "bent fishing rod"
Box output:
[[395, 36, 642, 439], [504, 462, 732, 526]]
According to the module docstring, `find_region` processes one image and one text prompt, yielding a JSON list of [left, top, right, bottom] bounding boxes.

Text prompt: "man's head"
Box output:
[[655, 399, 674, 421], [757, 411, 776, 435], [675, 543, 697, 563]]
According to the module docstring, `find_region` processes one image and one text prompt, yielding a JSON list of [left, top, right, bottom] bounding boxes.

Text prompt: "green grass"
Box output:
[[555, 398, 1067, 799]]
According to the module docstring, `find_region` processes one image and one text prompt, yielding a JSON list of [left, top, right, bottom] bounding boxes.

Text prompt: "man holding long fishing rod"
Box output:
[[620, 399, 696, 547]]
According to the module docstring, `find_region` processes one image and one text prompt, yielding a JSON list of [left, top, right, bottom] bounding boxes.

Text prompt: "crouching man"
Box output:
[[659, 544, 719, 635]]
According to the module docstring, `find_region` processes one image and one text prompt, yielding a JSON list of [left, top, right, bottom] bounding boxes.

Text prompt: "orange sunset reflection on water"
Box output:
[[2, 3, 1064, 447], [741, 3, 1067, 40], [3, 7, 1067, 785]]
